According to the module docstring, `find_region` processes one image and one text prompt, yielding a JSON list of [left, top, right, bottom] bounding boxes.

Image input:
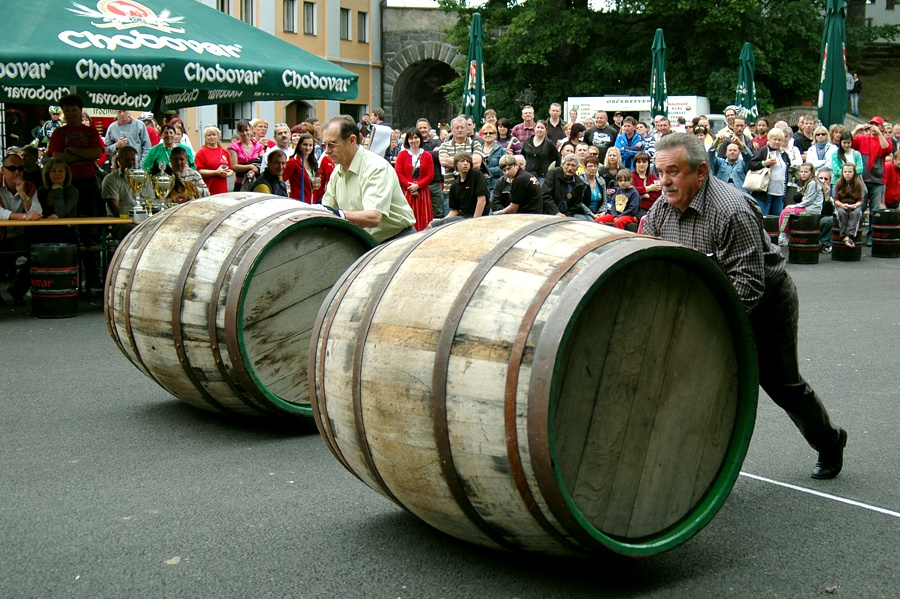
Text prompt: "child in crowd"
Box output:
[[595, 168, 640, 229], [777, 162, 824, 244]]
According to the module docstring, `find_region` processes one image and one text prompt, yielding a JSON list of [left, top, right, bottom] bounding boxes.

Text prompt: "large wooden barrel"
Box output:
[[310, 216, 758, 556], [106, 193, 376, 417], [871, 209, 900, 258]]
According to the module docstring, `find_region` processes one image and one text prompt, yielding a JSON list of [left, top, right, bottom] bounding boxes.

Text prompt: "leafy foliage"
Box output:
[[437, 0, 895, 120]]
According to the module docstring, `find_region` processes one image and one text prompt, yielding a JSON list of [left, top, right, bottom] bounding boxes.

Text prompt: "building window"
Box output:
[[340, 8, 351, 41], [283, 0, 296, 32], [217, 0, 229, 13], [242, 0, 253, 25], [303, 2, 316, 35], [217, 102, 253, 141], [888, 0, 896, 10], [357, 11, 368, 43]]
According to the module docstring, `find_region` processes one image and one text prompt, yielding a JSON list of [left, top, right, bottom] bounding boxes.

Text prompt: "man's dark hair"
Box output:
[[266, 149, 287, 167], [327, 115, 359, 142], [170, 147, 187, 158], [59, 94, 84, 109]]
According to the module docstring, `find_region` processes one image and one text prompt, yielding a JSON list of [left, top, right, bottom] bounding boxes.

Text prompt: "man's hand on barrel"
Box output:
[[322, 205, 346, 220]]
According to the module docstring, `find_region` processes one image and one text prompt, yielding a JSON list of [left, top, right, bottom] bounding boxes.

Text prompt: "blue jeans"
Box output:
[[850, 93, 859, 115], [756, 194, 784, 216], [862, 182, 884, 243]]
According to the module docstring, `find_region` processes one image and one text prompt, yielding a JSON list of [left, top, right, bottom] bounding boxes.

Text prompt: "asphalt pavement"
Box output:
[[1, 245, 899, 598]]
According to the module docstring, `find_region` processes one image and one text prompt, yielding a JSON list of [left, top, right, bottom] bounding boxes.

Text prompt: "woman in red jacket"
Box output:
[[283, 133, 332, 203], [631, 152, 661, 217], [395, 128, 434, 231]]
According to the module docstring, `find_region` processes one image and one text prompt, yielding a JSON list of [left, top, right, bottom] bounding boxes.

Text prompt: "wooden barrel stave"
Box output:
[[312, 217, 757, 555], [108, 193, 375, 417]]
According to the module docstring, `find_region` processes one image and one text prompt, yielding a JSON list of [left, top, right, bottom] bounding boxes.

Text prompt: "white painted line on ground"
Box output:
[[740, 472, 900, 519]]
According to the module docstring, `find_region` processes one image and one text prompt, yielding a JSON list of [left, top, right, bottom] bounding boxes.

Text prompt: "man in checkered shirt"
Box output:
[[643, 132, 848, 480]]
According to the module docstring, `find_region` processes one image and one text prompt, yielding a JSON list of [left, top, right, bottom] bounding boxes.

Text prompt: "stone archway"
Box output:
[[383, 41, 463, 130]]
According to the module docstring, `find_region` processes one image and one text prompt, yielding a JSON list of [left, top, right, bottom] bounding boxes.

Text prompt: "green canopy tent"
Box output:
[[650, 28, 667, 119], [461, 12, 486, 127], [735, 42, 759, 123], [818, 0, 849, 128], [0, 0, 358, 111]]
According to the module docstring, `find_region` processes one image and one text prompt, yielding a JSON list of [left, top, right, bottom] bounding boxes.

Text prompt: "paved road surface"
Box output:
[[1, 246, 898, 598]]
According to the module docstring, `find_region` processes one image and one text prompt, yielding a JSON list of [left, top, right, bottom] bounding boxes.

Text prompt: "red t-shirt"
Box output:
[[46, 124, 104, 180], [147, 125, 161, 147], [194, 145, 233, 196]]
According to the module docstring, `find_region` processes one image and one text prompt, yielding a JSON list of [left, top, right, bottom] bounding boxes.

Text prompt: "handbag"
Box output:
[[744, 149, 771, 193]]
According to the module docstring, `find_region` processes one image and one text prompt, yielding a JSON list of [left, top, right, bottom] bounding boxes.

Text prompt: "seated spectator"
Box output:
[[496, 118, 521, 155], [250, 149, 288, 197], [430, 151, 488, 227], [807, 126, 832, 172], [522, 120, 560, 182], [833, 164, 864, 247], [0, 153, 42, 304], [631, 152, 661, 216], [778, 162, 824, 244], [595, 168, 640, 229], [490, 154, 543, 215], [541, 153, 594, 220], [708, 141, 752, 190], [480, 124, 506, 194], [580, 157, 607, 216], [35, 158, 79, 244], [169, 147, 209, 203], [816, 167, 836, 254], [601, 146, 623, 189], [101, 146, 140, 240]]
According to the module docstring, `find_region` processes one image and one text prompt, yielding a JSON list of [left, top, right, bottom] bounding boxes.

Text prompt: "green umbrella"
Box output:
[[818, 0, 849, 128], [650, 29, 667, 119], [0, 0, 358, 111], [462, 12, 486, 126], [735, 42, 759, 122]]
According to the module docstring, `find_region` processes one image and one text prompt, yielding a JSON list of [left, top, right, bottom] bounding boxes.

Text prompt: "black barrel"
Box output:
[[871, 209, 900, 258], [30, 243, 78, 318], [831, 223, 863, 262], [788, 214, 820, 264], [763, 215, 779, 247]]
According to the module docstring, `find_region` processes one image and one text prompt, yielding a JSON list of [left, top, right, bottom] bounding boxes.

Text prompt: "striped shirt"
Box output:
[[642, 175, 786, 313]]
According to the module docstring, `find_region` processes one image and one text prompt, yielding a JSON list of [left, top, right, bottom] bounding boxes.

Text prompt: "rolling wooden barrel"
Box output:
[[106, 193, 376, 417], [310, 216, 758, 556], [871, 209, 900, 258], [30, 243, 79, 318], [787, 214, 820, 264], [831, 223, 863, 262]]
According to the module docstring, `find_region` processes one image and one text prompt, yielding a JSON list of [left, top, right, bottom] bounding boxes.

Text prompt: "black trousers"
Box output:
[[749, 273, 841, 452]]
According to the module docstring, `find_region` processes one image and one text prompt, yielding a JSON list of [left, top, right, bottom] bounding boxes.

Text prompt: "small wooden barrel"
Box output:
[[762, 215, 779, 247], [106, 193, 376, 417], [831, 223, 863, 262], [310, 216, 758, 556], [787, 214, 820, 264], [30, 243, 79, 318], [871, 209, 900, 258]]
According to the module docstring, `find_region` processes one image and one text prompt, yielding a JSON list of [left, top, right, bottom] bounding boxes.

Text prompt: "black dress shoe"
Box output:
[[812, 428, 848, 480]]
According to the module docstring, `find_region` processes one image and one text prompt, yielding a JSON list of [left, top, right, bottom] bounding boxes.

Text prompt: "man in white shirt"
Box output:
[[1, 153, 42, 303]]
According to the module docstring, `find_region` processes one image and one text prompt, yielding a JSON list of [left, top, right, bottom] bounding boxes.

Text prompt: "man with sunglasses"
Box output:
[[1, 154, 42, 303], [321, 115, 415, 244]]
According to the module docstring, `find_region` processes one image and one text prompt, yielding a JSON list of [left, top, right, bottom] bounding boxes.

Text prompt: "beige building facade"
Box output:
[[183, 0, 381, 146]]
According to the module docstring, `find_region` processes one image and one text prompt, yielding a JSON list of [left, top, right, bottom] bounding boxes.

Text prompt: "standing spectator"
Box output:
[[228, 120, 264, 192], [357, 113, 371, 139], [439, 116, 484, 211], [807, 126, 832, 172], [849, 73, 861, 116], [395, 128, 434, 231], [631, 152, 661, 216], [480, 123, 505, 194], [747, 127, 791, 216], [546, 103, 566, 143], [167, 118, 194, 153], [194, 126, 233, 196], [143, 124, 195, 174], [614, 117, 647, 170], [30, 106, 62, 149], [521, 121, 560, 183], [851, 116, 892, 246], [105, 110, 151, 168], [644, 133, 847, 480], [250, 118, 274, 149], [883, 150, 900, 209], [751, 118, 770, 152], [511, 105, 537, 141], [47, 94, 104, 292], [708, 141, 752, 190], [260, 123, 292, 171], [792, 115, 816, 159], [496, 118, 522, 155], [283, 133, 332, 204], [417, 118, 444, 220], [20, 146, 43, 190], [583, 110, 618, 163], [139, 112, 161, 147], [833, 164, 864, 247]]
